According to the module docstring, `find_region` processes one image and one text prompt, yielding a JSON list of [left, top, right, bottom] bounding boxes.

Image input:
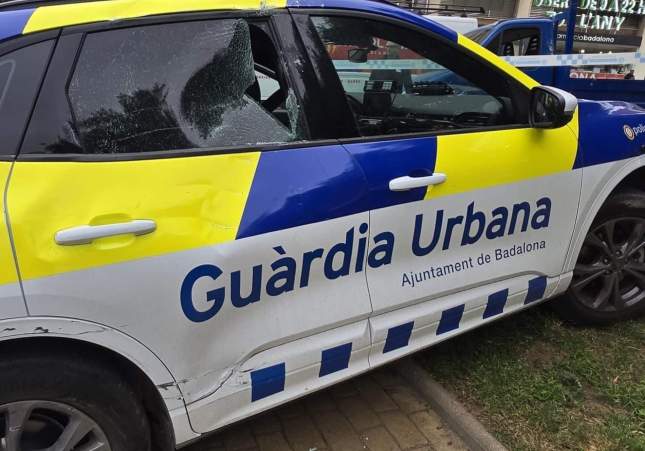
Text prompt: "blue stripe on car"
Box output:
[[238, 137, 437, 239], [251, 277, 550, 397], [574, 100, 645, 169], [0, 9, 34, 42], [342, 136, 437, 209], [251, 363, 286, 402], [319, 342, 353, 377], [286, 0, 458, 43], [483, 289, 508, 319], [437, 304, 465, 335], [383, 321, 414, 353], [525, 276, 547, 304]]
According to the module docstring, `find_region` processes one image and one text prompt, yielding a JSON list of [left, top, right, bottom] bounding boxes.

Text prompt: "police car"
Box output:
[[0, 0, 644, 449]]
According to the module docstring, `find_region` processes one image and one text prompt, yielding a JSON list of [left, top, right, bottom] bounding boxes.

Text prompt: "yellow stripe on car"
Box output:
[[0, 163, 20, 285], [23, 0, 287, 34], [426, 123, 579, 200], [9, 152, 260, 281]]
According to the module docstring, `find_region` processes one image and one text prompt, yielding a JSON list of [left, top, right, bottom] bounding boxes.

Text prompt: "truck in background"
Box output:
[[460, 5, 645, 108], [424, 15, 478, 34]]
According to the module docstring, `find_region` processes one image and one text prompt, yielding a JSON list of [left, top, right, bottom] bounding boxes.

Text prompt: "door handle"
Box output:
[[389, 173, 447, 192], [55, 220, 157, 246]]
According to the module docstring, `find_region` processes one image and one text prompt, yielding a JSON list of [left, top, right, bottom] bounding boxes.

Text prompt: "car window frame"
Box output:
[[0, 31, 58, 160], [291, 9, 535, 144], [285, 12, 361, 140], [17, 9, 338, 162]]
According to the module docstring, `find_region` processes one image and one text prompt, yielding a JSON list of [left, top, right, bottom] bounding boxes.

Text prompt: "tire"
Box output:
[[0, 346, 151, 451], [557, 190, 645, 325]]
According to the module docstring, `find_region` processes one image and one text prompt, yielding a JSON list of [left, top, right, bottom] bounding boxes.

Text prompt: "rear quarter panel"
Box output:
[[0, 162, 25, 319]]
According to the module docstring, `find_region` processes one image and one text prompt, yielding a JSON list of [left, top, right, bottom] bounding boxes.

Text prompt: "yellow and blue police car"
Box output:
[[0, 0, 644, 449]]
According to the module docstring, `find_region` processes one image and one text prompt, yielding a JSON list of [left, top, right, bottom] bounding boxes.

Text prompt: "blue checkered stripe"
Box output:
[[250, 341, 354, 402], [505, 52, 643, 68], [382, 276, 548, 354], [333, 59, 445, 71], [552, 53, 645, 65], [249, 276, 548, 402]]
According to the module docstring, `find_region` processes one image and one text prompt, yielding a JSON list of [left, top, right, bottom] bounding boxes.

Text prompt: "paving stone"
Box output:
[[410, 411, 468, 451], [282, 415, 328, 451], [256, 432, 294, 451], [223, 424, 258, 450], [277, 400, 307, 420], [251, 413, 283, 436], [183, 368, 468, 451], [304, 391, 338, 413], [191, 435, 225, 450], [386, 386, 428, 414], [313, 410, 365, 451], [371, 368, 405, 390], [379, 411, 428, 450], [330, 380, 360, 399], [356, 378, 399, 413], [192, 446, 226, 451], [337, 396, 382, 432], [361, 426, 402, 451]]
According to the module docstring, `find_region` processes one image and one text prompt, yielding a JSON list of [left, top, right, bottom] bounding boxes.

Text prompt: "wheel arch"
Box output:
[[0, 316, 197, 449], [565, 159, 645, 273]]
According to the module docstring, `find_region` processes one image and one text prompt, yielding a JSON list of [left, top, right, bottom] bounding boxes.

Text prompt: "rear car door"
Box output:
[[298, 11, 582, 364], [7, 11, 373, 432]]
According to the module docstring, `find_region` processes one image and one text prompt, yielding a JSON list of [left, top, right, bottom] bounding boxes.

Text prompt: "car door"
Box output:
[[7, 12, 374, 433], [299, 12, 582, 364]]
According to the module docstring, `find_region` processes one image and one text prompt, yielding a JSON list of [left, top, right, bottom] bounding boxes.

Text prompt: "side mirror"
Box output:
[[348, 48, 369, 64], [529, 86, 577, 129]]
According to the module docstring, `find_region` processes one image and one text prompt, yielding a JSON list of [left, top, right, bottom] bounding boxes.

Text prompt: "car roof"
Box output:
[[493, 17, 555, 27], [0, 0, 458, 43]]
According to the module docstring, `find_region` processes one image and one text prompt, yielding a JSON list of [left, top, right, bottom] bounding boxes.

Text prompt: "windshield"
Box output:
[[464, 25, 494, 44]]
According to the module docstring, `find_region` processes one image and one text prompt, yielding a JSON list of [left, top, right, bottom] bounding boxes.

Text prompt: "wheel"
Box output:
[[0, 347, 151, 451], [558, 190, 645, 325]]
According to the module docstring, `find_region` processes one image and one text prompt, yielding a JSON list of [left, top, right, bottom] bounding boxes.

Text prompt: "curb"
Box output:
[[395, 358, 508, 451]]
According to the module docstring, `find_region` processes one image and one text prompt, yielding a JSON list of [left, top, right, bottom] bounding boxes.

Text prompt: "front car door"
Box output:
[[7, 9, 374, 433], [296, 9, 582, 365]]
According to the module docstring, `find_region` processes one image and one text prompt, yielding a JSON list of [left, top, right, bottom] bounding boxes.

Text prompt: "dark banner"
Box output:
[[557, 31, 643, 46]]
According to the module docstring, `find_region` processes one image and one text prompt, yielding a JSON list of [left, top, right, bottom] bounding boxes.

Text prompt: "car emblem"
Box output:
[[624, 125, 636, 141]]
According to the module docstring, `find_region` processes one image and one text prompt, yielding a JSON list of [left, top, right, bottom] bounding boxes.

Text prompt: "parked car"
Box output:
[[0, 0, 644, 449]]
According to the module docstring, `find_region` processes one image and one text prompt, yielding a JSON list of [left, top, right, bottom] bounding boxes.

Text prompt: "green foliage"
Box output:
[[422, 306, 645, 451]]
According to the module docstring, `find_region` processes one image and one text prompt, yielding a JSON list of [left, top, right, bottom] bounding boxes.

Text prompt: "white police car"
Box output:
[[0, 0, 644, 449]]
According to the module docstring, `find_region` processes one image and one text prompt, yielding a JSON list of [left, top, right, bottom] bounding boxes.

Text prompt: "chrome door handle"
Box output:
[[55, 220, 157, 246], [389, 173, 447, 192]]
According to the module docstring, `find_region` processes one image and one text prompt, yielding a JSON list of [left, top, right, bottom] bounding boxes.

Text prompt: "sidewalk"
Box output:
[[185, 365, 468, 451]]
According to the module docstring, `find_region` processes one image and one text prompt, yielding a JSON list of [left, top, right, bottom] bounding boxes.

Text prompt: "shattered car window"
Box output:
[[68, 19, 302, 154]]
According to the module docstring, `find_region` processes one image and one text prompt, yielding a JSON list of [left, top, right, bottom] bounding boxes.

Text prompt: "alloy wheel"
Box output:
[[0, 401, 111, 451], [571, 217, 645, 312]]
